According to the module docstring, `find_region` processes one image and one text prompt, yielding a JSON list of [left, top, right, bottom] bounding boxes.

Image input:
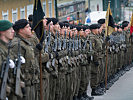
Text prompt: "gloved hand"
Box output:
[[36, 43, 43, 51], [20, 56, 25, 64], [9, 59, 15, 68]]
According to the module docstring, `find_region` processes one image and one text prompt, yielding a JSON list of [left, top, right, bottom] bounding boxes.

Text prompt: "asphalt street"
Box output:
[[94, 67, 133, 100]]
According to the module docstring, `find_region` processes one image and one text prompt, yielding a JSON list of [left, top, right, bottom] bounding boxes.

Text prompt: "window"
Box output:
[[2, 10, 8, 20], [43, 2, 46, 13], [49, 1, 52, 17], [27, 4, 33, 19], [20, 7, 25, 19], [12, 9, 18, 23]]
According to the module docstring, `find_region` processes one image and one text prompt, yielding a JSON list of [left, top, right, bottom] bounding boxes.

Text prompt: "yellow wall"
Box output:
[[0, 0, 55, 22]]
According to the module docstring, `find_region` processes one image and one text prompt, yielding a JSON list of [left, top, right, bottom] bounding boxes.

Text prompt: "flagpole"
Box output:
[[129, 12, 133, 64], [105, 0, 111, 91], [32, 0, 45, 100], [39, 50, 43, 100], [105, 34, 109, 91]]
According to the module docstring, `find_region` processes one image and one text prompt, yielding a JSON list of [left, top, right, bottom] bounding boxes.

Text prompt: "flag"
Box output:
[[32, 0, 45, 43], [130, 13, 133, 35], [105, 2, 115, 36]]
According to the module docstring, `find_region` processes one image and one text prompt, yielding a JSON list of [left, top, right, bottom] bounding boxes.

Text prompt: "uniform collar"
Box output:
[[16, 34, 32, 46], [0, 39, 8, 47]]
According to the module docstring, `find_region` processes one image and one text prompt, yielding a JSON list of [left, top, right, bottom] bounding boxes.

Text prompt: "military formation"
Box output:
[[0, 13, 132, 100]]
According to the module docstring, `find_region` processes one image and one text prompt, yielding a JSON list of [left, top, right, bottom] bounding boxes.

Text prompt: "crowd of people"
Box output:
[[0, 13, 132, 100]]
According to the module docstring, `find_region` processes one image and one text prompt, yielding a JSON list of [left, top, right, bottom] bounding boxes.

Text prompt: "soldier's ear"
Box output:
[[19, 29, 23, 33]]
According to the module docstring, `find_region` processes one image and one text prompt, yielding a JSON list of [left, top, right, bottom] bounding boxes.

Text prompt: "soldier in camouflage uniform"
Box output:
[[89, 24, 104, 96], [97, 24, 106, 89], [46, 18, 59, 100], [0, 20, 17, 100], [12, 19, 40, 100], [29, 17, 50, 100], [122, 21, 131, 66], [77, 25, 94, 100]]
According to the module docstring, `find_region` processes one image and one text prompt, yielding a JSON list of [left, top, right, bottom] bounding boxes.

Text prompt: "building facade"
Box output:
[[0, 0, 56, 23], [57, 0, 86, 22]]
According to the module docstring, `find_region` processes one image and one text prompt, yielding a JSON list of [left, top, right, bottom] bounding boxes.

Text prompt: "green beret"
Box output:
[[0, 20, 12, 31]]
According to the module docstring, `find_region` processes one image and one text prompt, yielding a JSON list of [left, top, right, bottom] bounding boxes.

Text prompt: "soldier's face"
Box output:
[[79, 30, 84, 36], [98, 27, 102, 34], [92, 29, 99, 34], [124, 26, 129, 31], [103, 23, 106, 28], [54, 23, 60, 31], [21, 24, 33, 38], [74, 30, 77, 36], [4, 27, 15, 40], [114, 27, 118, 32], [43, 18, 47, 28], [60, 28, 65, 35], [85, 29, 90, 34]]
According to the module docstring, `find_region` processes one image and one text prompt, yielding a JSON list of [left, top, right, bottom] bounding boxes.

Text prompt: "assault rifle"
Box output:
[[53, 31, 58, 52], [0, 41, 11, 99], [62, 31, 67, 50], [15, 39, 23, 97], [57, 31, 61, 51]]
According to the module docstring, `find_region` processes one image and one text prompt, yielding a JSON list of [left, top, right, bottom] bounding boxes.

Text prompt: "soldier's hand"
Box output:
[[9, 59, 15, 68], [20, 56, 25, 64]]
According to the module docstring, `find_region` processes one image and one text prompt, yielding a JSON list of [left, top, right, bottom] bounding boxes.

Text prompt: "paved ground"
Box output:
[[94, 67, 133, 100]]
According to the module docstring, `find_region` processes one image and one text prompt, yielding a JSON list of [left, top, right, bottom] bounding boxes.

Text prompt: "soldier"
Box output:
[[12, 19, 40, 100], [89, 24, 104, 96], [46, 17, 59, 100], [97, 18, 106, 38], [0, 20, 16, 100], [122, 21, 131, 66], [29, 17, 50, 100]]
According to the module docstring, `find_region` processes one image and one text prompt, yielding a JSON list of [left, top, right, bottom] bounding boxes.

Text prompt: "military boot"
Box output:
[[91, 88, 104, 96], [82, 92, 94, 100]]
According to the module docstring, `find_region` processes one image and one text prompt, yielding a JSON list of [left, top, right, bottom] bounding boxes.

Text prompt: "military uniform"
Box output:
[[0, 20, 17, 100], [28, 33, 50, 100], [11, 34, 40, 100], [0, 39, 17, 100], [89, 31, 104, 96]]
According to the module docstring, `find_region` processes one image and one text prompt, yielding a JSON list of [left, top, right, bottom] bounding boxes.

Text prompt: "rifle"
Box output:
[[57, 31, 61, 51], [72, 33, 75, 51], [62, 31, 67, 50], [83, 39, 87, 50], [0, 62, 6, 78], [44, 26, 51, 53], [53, 31, 58, 52], [78, 34, 81, 50], [68, 32, 72, 51], [15, 39, 23, 97], [74, 34, 78, 50], [0, 41, 11, 99]]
